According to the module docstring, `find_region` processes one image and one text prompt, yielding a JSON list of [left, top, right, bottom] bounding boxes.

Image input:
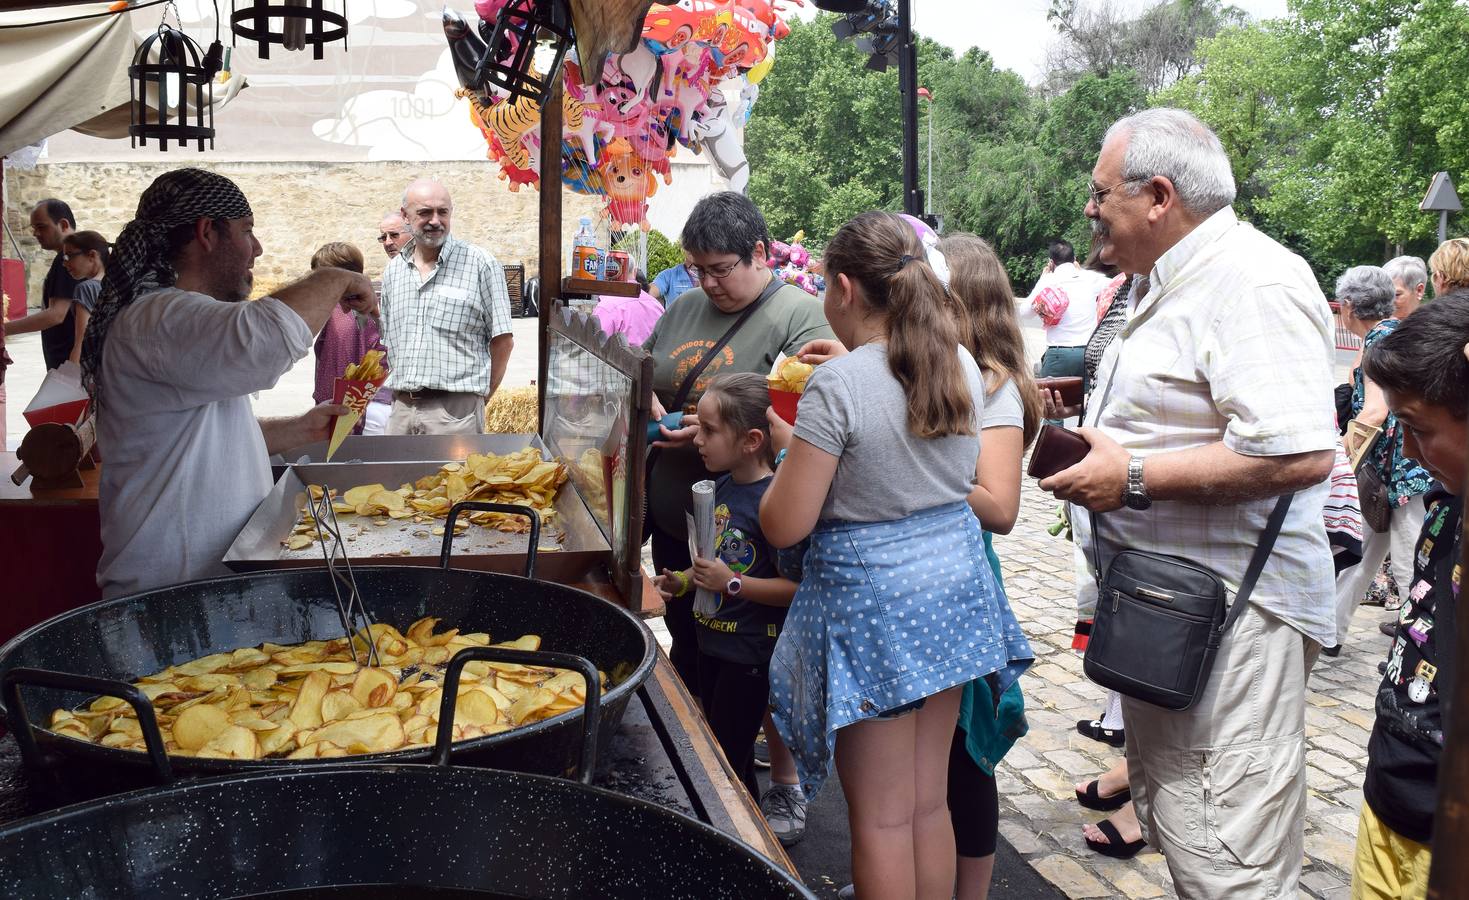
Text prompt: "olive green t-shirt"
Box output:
[[641, 281, 834, 539]]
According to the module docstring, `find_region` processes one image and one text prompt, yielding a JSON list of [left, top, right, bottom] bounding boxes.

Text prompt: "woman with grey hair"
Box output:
[[1383, 255, 1428, 318], [1333, 265, 1432, 645]]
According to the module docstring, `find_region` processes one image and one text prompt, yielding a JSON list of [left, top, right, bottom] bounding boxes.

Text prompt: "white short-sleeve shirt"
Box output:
[[96, 289, 314, 598], [1075, 207, 1339, 645]]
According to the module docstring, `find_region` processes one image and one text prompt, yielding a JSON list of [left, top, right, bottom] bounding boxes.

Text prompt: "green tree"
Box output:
[[745, 15, 902, 244], [1162, 0, 1469, 285]]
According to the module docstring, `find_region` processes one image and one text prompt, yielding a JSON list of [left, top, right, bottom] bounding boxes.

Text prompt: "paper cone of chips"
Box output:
[[766, 353, 815, 425], [327, 350, 388, 460]]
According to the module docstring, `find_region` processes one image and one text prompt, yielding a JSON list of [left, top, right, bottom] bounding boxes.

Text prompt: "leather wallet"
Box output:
[[1034, 376, 1085, 408], [1027, 424, 1092, 479]]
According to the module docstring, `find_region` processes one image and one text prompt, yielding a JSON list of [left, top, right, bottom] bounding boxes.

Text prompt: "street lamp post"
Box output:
[[918, 86, 933, 218]]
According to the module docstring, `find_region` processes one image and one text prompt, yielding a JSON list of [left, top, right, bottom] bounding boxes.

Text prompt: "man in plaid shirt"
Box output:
[[1042, 109, 1337, 897], [379, 179, 513, 434]]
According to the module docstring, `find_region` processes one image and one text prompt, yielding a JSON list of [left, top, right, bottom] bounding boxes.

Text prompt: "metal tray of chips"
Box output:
[[224, 456, 612, 584], [269, 434, 545, 480]]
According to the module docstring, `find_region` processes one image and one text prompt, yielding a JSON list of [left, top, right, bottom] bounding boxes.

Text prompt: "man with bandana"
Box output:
[[84, 169, 376, 599]]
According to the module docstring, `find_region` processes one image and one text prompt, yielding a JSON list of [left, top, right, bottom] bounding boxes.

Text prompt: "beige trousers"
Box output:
[[386, 392, 485, 436], [1123, 604, 1318, 900]]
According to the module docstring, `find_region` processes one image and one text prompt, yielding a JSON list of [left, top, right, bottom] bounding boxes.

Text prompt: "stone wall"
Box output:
[[4, 160, 602, 307]]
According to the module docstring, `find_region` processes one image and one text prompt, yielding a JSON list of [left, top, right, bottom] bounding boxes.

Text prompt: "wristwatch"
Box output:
[[726, 575, 744, 596], [1123, 456, 1152, 510]]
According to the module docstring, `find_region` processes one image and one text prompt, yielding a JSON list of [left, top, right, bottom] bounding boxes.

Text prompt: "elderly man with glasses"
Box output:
[[1040, 108, 1337, 897], [377, 212, 410, 260]]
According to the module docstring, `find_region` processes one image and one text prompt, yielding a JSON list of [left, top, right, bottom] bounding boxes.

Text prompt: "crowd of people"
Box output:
[[2, 104, 1465, 900]]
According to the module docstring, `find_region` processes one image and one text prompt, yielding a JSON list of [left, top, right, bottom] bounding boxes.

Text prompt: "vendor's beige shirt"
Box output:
[[97, 288, 313, 599], [1075, 207, 1339, 645]]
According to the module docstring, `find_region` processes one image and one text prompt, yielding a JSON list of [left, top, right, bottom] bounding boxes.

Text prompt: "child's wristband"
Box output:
[[672, 569, 692, 597], [774, 448, 788, 467]]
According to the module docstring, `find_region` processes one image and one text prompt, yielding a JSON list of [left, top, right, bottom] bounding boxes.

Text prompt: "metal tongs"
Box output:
[[309, 487, 380, 668]]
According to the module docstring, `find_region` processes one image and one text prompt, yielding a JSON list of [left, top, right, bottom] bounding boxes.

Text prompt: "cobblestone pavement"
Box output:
[[992, 473, 1380, 900]]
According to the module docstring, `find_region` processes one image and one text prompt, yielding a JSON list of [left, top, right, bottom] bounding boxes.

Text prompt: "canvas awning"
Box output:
[[0, 2, 134, 157]]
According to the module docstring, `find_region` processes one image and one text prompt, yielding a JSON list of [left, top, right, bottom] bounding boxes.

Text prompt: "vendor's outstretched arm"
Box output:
[[258, 402, 348, 455], [270, 268, 376, 334]]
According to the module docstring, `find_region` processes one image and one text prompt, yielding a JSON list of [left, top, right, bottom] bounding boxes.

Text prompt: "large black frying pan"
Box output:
[[0, 652, 814, 899], [0, 503, 656, 797]]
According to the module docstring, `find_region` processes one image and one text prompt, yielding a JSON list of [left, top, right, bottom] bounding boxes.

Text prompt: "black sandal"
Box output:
[[1076, 718, 1126, 747], [1085, 818, 1147, 859], [1075, 779, 1131, 811]]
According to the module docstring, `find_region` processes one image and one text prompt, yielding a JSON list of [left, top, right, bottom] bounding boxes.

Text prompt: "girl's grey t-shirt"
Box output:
[[794, 343, 985, 522], [982, 376, 1023, 430]]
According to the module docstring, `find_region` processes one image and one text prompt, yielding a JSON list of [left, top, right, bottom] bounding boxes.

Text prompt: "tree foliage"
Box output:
[[742, 0, 1468, 293], [1043, 0, 1245, 94]]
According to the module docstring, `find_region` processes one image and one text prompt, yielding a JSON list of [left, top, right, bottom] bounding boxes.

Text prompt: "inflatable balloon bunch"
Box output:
[[769, 230, 823, 296], [444, 0, 795, 231]]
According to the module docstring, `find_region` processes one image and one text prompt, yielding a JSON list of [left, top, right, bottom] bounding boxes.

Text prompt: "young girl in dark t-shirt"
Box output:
[[653, 372, 796, 798]]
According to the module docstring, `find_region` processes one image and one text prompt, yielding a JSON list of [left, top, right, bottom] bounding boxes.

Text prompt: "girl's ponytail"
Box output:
[[823, 212, 974, 439]]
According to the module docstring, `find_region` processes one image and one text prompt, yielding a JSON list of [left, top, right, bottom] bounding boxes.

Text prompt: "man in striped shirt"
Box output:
[[379, 179, 513, 435]]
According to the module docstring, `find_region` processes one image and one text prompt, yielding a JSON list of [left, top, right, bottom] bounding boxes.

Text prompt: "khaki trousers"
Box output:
[[1123, 604, 1318, 899], [386, 392, 485, 436]]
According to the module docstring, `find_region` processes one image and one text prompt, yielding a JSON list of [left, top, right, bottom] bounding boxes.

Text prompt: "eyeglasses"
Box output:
[[687, 259, 742, 281], [1088, 176, 1149, 207], [377, 231, 402, 243], [60, 250, 86, 261]]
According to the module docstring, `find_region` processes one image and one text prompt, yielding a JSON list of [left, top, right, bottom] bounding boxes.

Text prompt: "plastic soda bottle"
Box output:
[[571, 217, 598, 279]]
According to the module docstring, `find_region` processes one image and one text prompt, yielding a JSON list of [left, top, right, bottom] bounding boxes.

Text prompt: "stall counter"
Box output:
[[0, 452, 103, 646]]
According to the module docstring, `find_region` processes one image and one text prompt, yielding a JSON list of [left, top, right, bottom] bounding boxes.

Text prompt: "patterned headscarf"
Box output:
[[81, 168, 252, 406]]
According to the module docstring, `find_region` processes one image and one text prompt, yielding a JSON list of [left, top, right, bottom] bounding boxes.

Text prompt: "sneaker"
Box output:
[[1379, 619, 1397, 637], [760, 783, 807, 846], [753, 733, 771, 769], [837, 886, 856, 900]]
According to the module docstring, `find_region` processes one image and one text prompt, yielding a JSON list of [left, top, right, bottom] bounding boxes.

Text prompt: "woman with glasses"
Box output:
[[641, 192, 834, 843]]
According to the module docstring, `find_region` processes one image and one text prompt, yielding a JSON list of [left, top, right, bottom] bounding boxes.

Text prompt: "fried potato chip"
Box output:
[[508, 688, 557, 726], [173, 703, 230, 751], [320, 690, 364, 722], [768, 357, 816, 393], [288, 670, 332, 729], [343, 484, 386, 507], [350, 668, 397, 709], [304, 711, 404, 754]]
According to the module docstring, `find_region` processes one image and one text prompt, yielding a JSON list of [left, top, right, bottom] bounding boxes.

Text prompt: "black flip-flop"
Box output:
[[1085, 818, 1147, 859], [1075, 779, 1131, 811], [1076, 718, 1126, 746]]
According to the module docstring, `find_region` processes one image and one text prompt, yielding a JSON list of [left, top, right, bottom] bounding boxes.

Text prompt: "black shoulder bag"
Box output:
[[1080, 356, 1295, 711]]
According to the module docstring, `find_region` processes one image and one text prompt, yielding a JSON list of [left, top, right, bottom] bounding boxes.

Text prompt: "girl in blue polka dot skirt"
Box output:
[[760, 212, 1033, 900]]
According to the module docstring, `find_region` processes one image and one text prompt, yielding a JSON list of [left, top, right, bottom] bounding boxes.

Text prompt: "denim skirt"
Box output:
[[768, 501, 1033, 798]]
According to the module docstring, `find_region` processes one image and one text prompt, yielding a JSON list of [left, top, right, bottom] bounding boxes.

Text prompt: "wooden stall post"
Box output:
[[1426, 428, 1469, 897], [537, 77, 564, 435]]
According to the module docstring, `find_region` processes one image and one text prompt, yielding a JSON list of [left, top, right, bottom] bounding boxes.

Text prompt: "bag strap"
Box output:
[[1085, 351, 1296, 634], [669, 274, 783, 413], [646, 275, 784, 473]]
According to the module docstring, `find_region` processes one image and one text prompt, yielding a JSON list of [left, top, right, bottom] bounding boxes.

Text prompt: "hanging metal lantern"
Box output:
[[476, 0, 573, 106], [129, 25, 220, 152], [231, 0, 348, 61]]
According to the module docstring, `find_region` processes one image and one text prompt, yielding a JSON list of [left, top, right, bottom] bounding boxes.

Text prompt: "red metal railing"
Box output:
[[1328, 301, 1363, 352]]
